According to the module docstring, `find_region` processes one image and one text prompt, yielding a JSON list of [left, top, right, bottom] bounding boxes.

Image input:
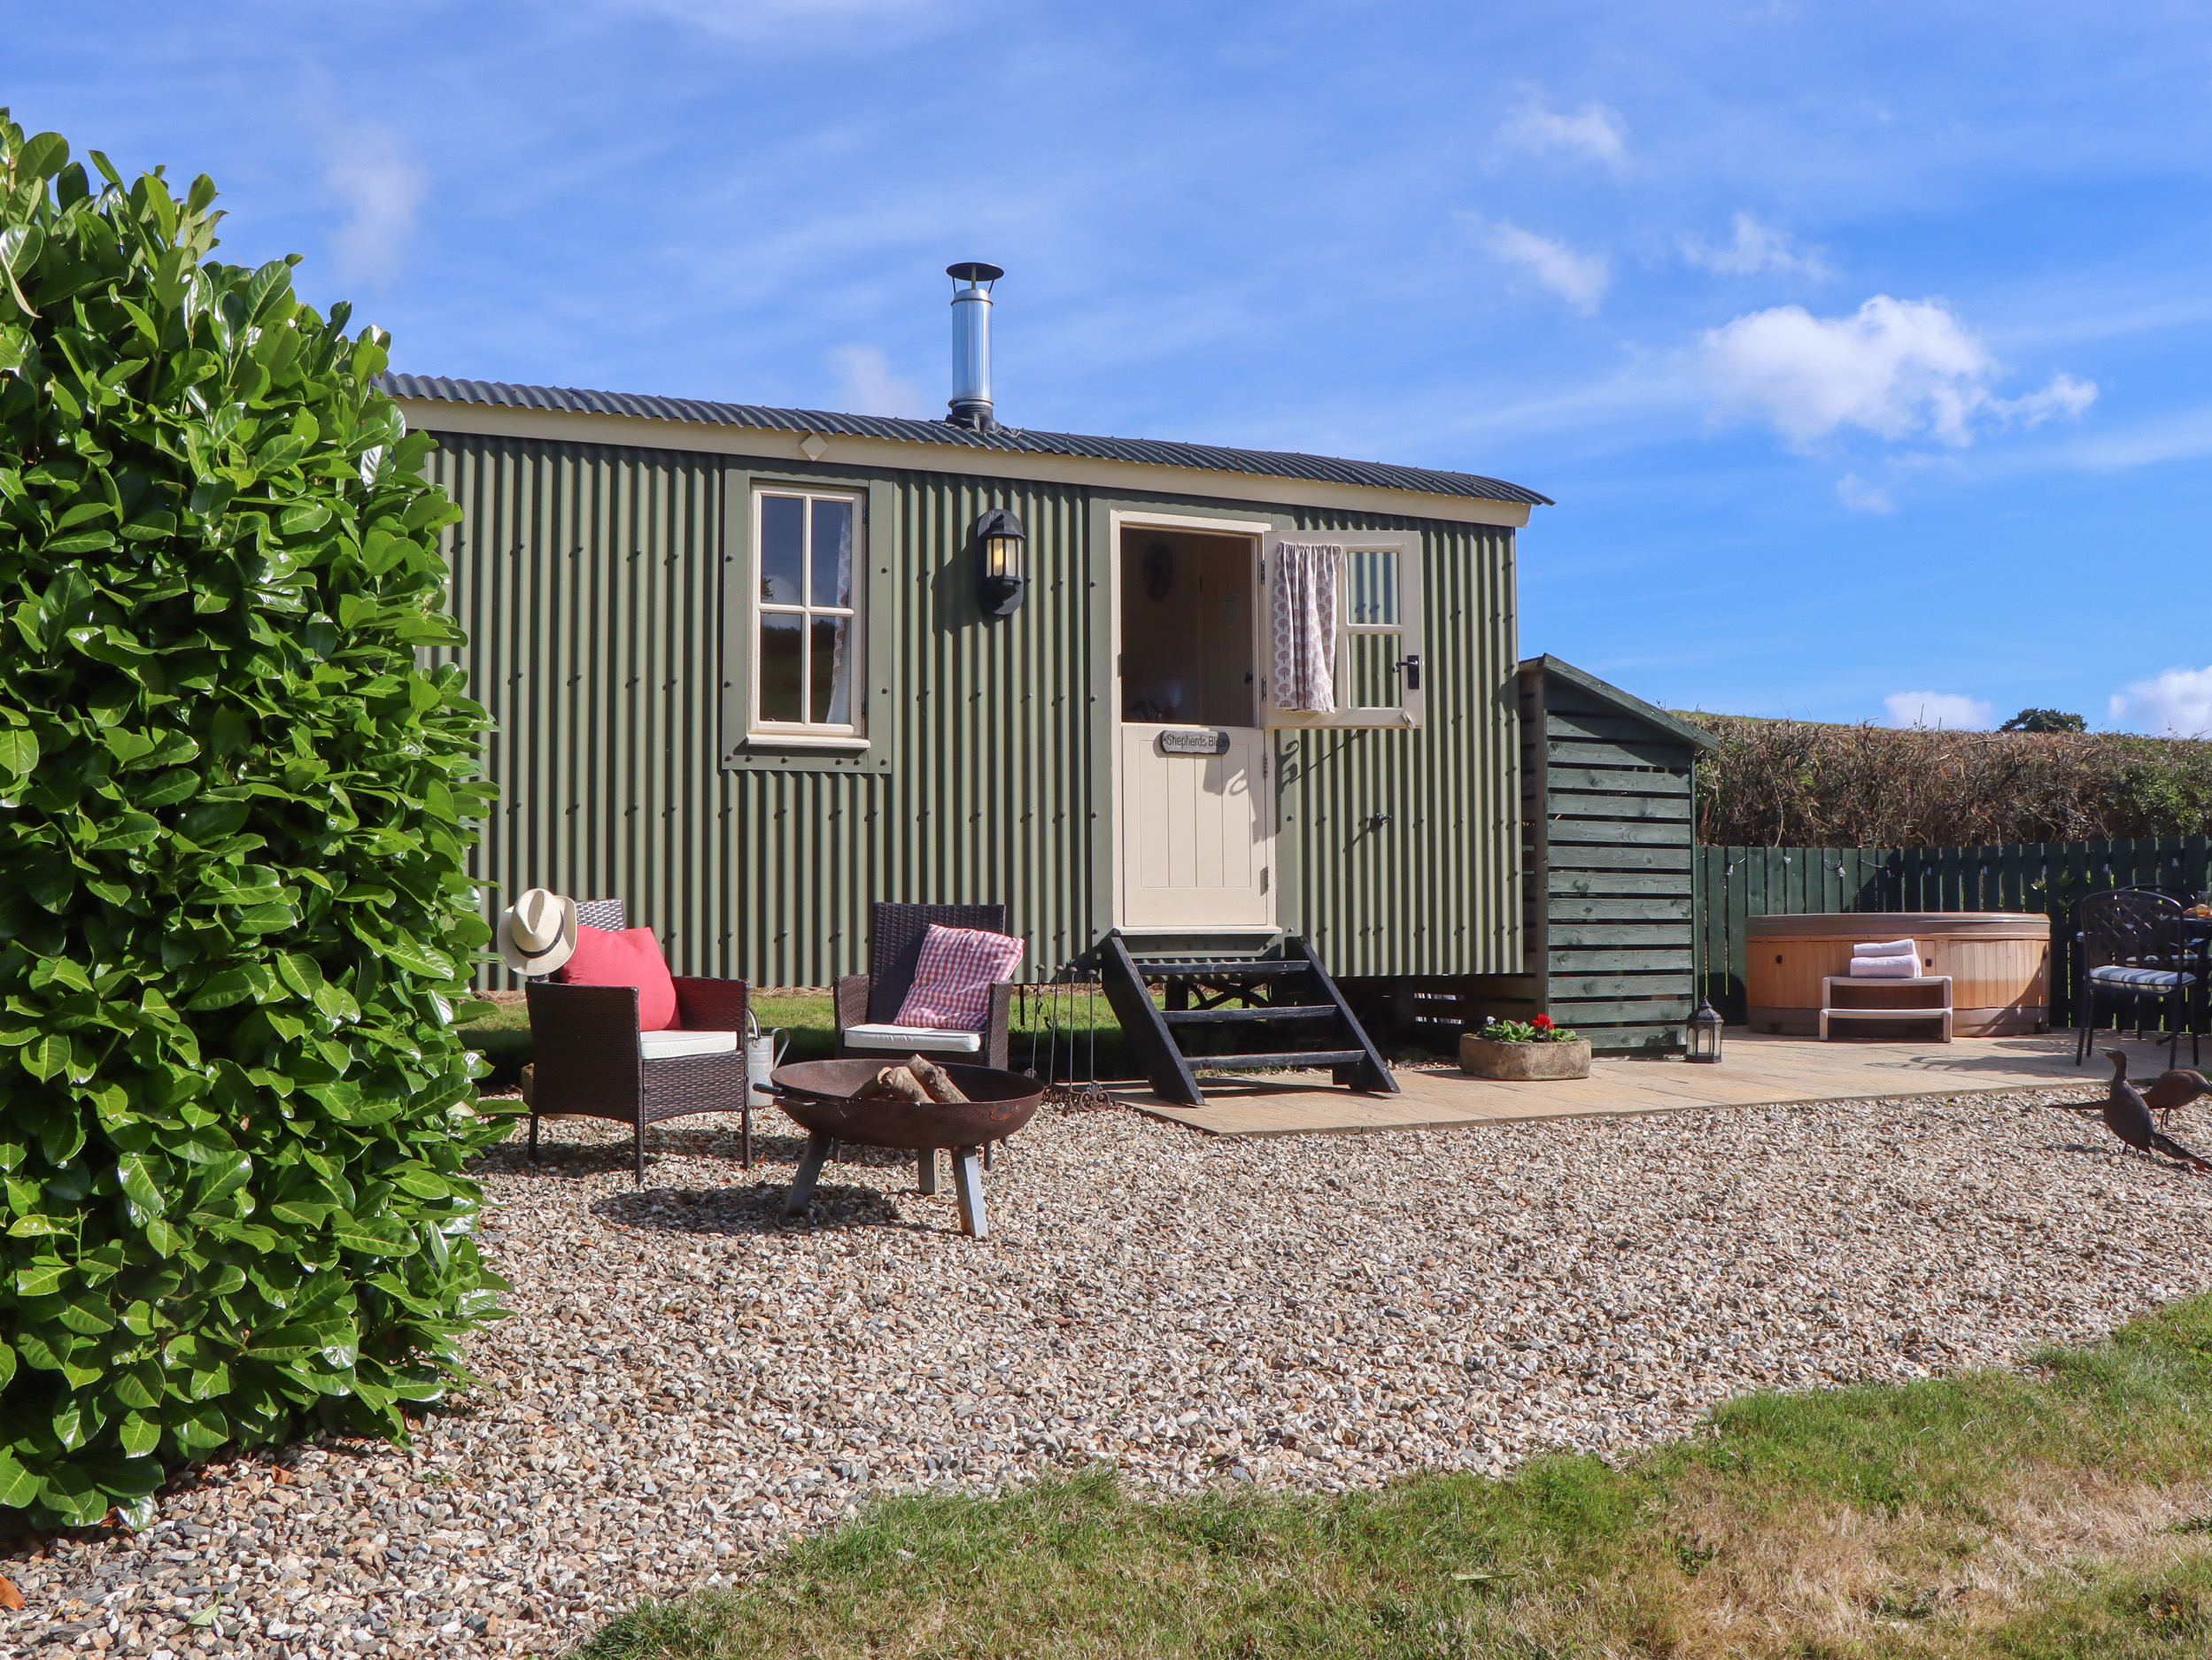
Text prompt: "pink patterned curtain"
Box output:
[[1272, 543, 1341, 713]]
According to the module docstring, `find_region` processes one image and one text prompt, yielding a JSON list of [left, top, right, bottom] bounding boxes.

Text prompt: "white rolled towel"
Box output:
[[1852, 939, 1916, 958], [1849, 954, 1920, 977]]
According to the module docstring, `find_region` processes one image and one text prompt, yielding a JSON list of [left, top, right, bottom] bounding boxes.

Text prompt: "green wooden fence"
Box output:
[[1694, 836, 2212, 1023]]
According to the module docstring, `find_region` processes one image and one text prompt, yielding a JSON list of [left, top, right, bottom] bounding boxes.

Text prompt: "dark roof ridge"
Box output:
[[377, 373, 1553, 509]]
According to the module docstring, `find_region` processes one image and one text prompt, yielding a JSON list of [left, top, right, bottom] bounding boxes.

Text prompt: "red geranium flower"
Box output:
[[1532, 1014, 1553, 1030]]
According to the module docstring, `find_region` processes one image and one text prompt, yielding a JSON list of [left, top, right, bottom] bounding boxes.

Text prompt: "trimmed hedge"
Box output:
[[0, 114, 505, 1528], [1690, 714, 2212, 848]]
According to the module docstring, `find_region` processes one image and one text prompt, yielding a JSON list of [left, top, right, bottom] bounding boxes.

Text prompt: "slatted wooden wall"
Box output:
[[1523, 666, 1700, 1053], [1694, 835, 2212, 1022]]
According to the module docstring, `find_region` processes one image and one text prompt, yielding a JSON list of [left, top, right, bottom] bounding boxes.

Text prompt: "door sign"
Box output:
[[1159, 728, 1233, 755]]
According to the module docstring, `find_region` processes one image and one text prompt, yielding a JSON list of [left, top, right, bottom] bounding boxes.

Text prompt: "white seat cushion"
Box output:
[[638, 1029, 739, 1061], [844, 1023, 983, 1054]]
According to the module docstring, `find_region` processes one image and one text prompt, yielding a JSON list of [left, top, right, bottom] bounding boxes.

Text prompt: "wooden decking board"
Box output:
[[1118, 1030, 2156, 1138]]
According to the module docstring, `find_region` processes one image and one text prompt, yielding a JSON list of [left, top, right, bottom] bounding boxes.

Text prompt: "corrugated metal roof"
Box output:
[[378, 373, 1553, 509]]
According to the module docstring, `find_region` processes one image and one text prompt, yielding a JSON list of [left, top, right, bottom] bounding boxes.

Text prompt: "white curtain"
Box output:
[[1272, 543, 1341, 713]]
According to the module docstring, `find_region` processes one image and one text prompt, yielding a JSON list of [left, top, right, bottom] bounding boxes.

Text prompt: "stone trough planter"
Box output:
[[1458, 1035, 1592, 1080]]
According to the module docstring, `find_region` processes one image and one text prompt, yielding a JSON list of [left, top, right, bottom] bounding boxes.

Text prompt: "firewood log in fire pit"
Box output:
[[852, 1065, 932, 1104], [907, 1054, 970, 1103]]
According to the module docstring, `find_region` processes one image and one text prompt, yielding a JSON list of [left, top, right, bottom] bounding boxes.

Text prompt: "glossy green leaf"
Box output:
[[0, 1446, 39, 1509], [56, 1293, 114, 1336], [115, 1152, 166, 1218], [370, 937, 457, 979], [20, 1031, 69, 1081], [329, 1218, 409, 1257], [112, 1362, 161, 1410], [0, 727, 37, 777], [16, 1258, 68, 1296], [274, 952, 325, 999]]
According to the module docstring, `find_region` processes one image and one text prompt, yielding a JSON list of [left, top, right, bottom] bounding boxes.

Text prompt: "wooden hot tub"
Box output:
[[1744, 912, 2051, 1037]]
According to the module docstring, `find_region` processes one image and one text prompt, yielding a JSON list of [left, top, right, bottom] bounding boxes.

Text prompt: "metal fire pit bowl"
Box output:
[[770, 1059, 1044, 1238]]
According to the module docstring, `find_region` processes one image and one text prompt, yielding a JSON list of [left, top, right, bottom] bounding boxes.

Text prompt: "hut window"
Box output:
[[752, 486, 864, 737], [1261, 529, 1424, 730]]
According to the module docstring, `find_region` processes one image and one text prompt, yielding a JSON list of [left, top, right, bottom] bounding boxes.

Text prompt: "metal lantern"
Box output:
[[973, 506, 1026, 616], [1686, 997, 1723, 1064]]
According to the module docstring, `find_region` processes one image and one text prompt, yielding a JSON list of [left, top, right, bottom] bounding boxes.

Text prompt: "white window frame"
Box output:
[[1260, 529, 1424, 730], [749, 484, 867, 743]]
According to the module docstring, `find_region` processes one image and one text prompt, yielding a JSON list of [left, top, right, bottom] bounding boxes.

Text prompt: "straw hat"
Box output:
[[499, 888, 578, 977]]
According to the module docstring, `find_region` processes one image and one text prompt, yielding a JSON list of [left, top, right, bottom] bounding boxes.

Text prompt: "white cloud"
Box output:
[[1992, 373, 2098, 425], [1480, 220, 1609, 315], [2108, 667, 2212, 737], [1496, 95, 1628, 171], [827, 344, 924, 417], [1883, 691, 1993, 730], [322, 125, 427, 290], [1702, 296, 2097, 450], [1835, 472, 1893, 513], [1682, 213, 1829, 280]]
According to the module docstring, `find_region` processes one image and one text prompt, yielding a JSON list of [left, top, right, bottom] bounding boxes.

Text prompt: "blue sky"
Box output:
[[14, 2, 2212, 731]]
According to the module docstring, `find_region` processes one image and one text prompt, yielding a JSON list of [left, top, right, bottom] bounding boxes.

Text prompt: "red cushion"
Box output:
[[893, 924, 1025, 1031], [556, 925, 678, 1031]]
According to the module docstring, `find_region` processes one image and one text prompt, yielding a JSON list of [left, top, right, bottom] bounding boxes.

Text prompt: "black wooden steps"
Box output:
[[1189, 1050, 1366, 1071], [1148, 961, 1308, 978], [1097, 933, 1397, 1108], [1163, 1005, 1334, 1025]]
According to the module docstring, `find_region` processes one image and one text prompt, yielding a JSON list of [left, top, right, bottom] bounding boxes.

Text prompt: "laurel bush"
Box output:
[[0, 113, 505, 1528]]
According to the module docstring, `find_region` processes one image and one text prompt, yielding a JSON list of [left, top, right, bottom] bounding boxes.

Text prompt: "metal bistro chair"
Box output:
[[2074, 888, 2204, 1069], [523, 899, 754, 1184], [834, 902, 1015, 1071]]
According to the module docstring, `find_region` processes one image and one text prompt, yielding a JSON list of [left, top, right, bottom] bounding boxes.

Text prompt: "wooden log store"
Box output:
[[1494, 655, 1718, 1054]]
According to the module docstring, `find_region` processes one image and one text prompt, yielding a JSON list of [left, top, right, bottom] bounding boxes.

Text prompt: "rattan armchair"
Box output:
[[523, 899, 754, 1184], [834, 901, 1015, 1071]]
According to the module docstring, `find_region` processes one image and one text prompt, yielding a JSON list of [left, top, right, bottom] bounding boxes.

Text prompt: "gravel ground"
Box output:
[[8, 1083, 2211, 1657]]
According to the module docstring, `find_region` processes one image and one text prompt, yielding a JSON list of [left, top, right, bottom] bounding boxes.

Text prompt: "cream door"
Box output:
[[1118, 724, 1273, 929]]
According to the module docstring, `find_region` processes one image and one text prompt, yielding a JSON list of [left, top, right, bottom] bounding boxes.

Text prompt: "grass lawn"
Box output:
[[576, 1296, 2212, 1659]]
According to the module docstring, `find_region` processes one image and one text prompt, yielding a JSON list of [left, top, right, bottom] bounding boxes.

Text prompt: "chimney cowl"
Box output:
[[947, 262, 1003, 431]]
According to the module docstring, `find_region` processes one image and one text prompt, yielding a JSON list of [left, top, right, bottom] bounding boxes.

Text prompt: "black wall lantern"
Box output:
[[973, 506, 1026, 617], [1686, 997, 1723, 1064]]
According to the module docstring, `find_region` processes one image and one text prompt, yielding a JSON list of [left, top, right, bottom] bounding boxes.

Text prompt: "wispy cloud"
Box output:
[[611, 0, 950, 44], [1682, 212, 1829, 280], [321, 123, 428, 290], [827, 344, 924, 416], [2108, 667, 2212, 736], [1475, 219, 1610, 315], [2061, 403, 2212, 470], [1702, 296, 2095, 450], [1883, 691, 1992, 730], [1495, 92, 1628, 171], [1835, 472, 1894, 513]]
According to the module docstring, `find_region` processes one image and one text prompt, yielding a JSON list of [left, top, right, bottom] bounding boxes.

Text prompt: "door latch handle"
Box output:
[[1396, 653, 1422, 691]]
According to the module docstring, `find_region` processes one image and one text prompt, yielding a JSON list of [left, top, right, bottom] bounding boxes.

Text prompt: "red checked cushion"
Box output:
[[556, 925, 678, 1031], [893, 924, 1025, 1031]]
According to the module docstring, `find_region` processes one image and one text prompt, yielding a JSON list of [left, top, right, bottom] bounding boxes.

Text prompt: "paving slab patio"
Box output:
[[1114, 1028, 2196, 1136]]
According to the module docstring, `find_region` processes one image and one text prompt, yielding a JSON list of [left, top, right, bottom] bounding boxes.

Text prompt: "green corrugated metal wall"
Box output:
[[1278, 510, 1520, 977], [426, 430, 1519, 988]]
